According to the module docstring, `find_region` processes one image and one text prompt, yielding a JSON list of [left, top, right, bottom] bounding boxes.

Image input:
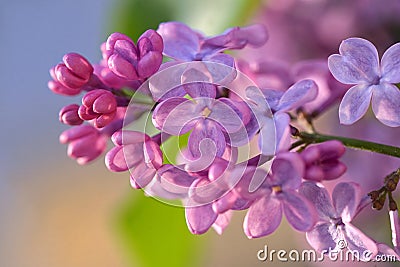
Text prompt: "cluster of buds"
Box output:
[[369, 168, 400, 211], [50, 30, 164, 164]]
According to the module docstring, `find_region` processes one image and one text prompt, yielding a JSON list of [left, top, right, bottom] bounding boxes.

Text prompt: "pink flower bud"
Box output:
[[105, 31, 163, 80], [48, 67, 81, 96], [48, 80, 81, 96], [78, 89, 117, 128], [300, 140, 347, 181], [59, 125, 107, 165], [59, 104, 83, 125], [54, 53, 93, 89]]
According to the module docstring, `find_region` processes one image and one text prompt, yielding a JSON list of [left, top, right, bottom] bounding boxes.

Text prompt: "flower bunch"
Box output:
[[50, 21, 400, 261]]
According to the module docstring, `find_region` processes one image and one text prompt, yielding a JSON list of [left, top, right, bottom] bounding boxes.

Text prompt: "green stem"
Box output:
[[296, 132, 400, 158]]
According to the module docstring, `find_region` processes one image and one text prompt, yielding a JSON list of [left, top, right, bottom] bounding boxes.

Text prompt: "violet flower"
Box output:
[[243, 152, 317, 238], [300, 140, 347, 182], [300, 182, 378, 261], [152, 91, 247, 162], [239, 59, 347, 116], [157, 22, 268, 67], [105, 130, 163, 189], [104, 30, 163, 80], [245, 79, 318, 155], [328, 37, 400, 127]]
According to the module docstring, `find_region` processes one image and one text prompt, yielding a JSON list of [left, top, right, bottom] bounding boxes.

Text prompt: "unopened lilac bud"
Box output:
[[59, 125, 107, 165], [48, 80, 81, 96], [59, 104, 83, 125], [55, 53, 93, 89], [300, 140, 346, 181], [105, 31, 163, 80], [140, 29, 163, 53], [48, 67, 81, 95], [78, 89, 117, 128]]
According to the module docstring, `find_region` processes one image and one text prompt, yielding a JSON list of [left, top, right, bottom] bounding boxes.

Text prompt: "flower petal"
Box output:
[[328, 38, 379, 84], [244, 196, 282, 238], [157, 22, 200, 60], [209, 98, 244, 133], [130, 163, 156, 189], [306, 223, 337, 252], [376, 243, 400, 261], [188, 119, 226, 158], [344, 223, 378, 261], [185, 203, 218, 234], [277, 79, 318, 112], [299, 182, 336, 220], [269, 152, 304, 190], [258, 117, 276, 156], [381, 43, 400, 83], [212, 211, 232, 235], [338, 84, 373, 125], [181, 67, 216, 98], [371, 83, 400, 127], [274, 113, 291, 152], [332, 182, 362, 222], [281, 191, 317, 231], [202, 24, 268, 54], [157, 165, 197, 195], [152, 97, 198, 135]]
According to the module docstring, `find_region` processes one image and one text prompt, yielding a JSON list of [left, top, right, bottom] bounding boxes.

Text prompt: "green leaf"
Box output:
[[114, 192, 206, 267]]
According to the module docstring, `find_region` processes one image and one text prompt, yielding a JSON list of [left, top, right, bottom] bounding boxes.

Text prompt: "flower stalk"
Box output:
[[294, 131, 400, 158]]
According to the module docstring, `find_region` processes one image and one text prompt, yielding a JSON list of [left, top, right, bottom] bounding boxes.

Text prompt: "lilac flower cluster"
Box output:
[[50, 21, 400, 261]]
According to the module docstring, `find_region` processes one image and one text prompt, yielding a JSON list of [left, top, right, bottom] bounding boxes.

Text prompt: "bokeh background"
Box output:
[[1, 0, 400, 266]]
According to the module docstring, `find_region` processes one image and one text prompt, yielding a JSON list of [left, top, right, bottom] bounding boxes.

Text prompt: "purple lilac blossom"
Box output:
[[238, 59, 348, 115], [243, 153, 317, 238], [105, 130, 163, 189], [245, 79, 318, 155], [300, 182, 378, 261], [152, 92, 247, 163], [157, 22, 268, 68], [328, 37, 400, 127]]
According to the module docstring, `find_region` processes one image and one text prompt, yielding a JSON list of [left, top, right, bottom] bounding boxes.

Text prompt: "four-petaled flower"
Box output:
[[243, 153, 317, 238], [328, 37, 400, 127], [245, 79, 318, 155], [300, 181, 378, 261]]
